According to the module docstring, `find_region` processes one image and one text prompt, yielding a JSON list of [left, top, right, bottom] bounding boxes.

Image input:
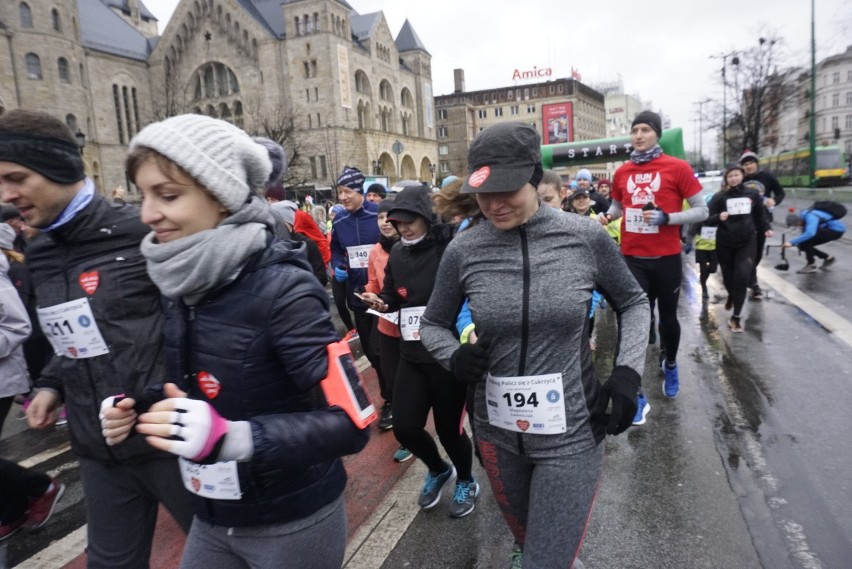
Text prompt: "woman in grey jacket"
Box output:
[[420, 123, 650, 569]]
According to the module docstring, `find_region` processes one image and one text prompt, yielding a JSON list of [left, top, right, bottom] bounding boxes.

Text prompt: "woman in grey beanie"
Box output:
[[100, 114, 369, 569]]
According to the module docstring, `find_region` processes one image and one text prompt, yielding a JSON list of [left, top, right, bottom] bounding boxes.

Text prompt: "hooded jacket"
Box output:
[[162, 237, 369, 527], [705, 184, 771, 247], [0, 255, 31, 399], [380, 187, 454, 363], [26, 193, 170, 463]]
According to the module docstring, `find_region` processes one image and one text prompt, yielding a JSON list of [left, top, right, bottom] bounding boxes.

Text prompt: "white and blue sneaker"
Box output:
[[662, 360, 680, 398], [632, 393, 650, 426]]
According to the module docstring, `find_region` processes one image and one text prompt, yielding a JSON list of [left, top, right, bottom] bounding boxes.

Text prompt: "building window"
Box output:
[[52, 8, 61, 32], [438, 144, 449, 156], [832, 93, 840, 107], [193, 62, 240, 100], [507, 90, 514, 100], [478, 109, 487, 119], [510, 105, 519, 115], [79, 63, 86, 86], [303, 60, 317, 78], [440, 162, 449, 173], [437, 126, 448, 138], [57, 57, 70, 82], [314, 87, 319, 101], [833, 72, 840, 84], [847, 92, 852, 105], [831, 116, 839, 129], [527, 104, 536, 113], [123, 86, 135, 137], [848, 70, 852, 82], [494, 107, 504, 117], [320, 155, 327, 178], [65, 114, 77, 132], [19, 3, 32, 28], [113, 84, 125, 143], [25, 53, 41, 79], [380, 80, 393, 102], [846, 139, 852, 155], [295, 16, 302, 36], [437, 109, 447, 120], [309, 157, 317, 179], [308, 114, 312, 128], [316, 113, 321, 127], [845, 115, 852, 129], [306, 88, 310, 103]]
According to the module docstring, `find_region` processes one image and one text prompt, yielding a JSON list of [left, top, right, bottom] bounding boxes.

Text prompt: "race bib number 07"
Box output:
[[399, 306, 426, 341]]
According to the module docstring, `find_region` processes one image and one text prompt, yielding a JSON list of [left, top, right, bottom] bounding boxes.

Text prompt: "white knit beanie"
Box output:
[[129, 114, 272, 213]]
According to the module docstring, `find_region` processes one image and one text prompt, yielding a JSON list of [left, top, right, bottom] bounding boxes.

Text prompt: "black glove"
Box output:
[[594, 366, 640, 435], [449, 337, 492, 384]]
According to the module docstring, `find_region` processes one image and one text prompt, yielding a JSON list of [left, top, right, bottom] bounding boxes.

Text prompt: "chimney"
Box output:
[[454, 69, 465, 94]]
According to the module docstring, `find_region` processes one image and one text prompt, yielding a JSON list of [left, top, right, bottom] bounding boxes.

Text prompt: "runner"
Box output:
[[684, 195, 719, 301], [600, 110, 707, 410], [785, 203, 846, 273], [359, 186, 477, 517], [705, 164, 772, 332], [114, 114, 369, 568], [421, 122, 649, 568], [536, 169, 568, 210], [0, 109, 193, 568]]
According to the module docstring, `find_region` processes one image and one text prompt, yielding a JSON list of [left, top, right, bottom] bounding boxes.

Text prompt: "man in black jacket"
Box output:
[[0, 110, 192, 567], [741, 150, 785, 299]]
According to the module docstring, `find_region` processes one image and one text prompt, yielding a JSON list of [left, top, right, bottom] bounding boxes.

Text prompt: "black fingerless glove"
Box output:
[[449, 337, 492, 384], [595, 366, 641, 435]]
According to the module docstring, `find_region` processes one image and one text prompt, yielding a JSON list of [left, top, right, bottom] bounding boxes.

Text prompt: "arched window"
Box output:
[[194, 62, 240, 100], [19, 3, 33, 28], [401, 88, 414, 108], [234, 101, 243, 128], [52, 9, 62, 32], [355, 71, 371, 95], [65, 114, 77, 132], [57, 57, 70, 82], [379, 80, 393, 103], [25, 53, 42, 80]]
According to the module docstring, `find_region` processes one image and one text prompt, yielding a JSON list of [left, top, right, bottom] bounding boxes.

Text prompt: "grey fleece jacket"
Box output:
[[420, 205, 649, 457]]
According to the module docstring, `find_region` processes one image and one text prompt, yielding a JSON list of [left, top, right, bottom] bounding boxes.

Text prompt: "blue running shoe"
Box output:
[[448, 479, 480, 518], [632, 394, 650, 426], [662, 360, 680, 398], [418, 464, 456, 509], [393, 446, 413, 462]]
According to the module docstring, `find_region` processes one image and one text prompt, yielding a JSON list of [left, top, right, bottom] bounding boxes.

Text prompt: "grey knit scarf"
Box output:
[[629, 144, 663, 164], [141, 196, 275, 304]]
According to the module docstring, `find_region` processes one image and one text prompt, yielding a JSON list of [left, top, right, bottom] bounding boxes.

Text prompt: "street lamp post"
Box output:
[[371, 159, 381, 175], [428, 163, 436, 186], [74, 129, 86, 154], [693, 99, 711, 171], [809, 0, 817, 188], [711, 52, 740, 164]]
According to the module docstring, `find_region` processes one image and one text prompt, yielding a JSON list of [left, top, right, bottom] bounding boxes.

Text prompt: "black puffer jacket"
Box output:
[[26, 193, 168, 464], [381, 187, 455, 363], [162, 237, 369, 527], [705, 184, 771, 247]]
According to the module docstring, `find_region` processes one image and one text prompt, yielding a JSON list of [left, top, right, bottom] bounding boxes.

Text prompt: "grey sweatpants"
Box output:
[[179, 495, 347, 569], [477, 438, 604, 569]]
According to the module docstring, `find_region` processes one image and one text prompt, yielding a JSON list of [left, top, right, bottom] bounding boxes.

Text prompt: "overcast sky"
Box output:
[[144, 0, 851, 158]]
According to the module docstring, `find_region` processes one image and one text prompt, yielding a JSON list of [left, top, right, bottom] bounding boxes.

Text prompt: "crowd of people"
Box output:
[[0, 107, 844, 569]]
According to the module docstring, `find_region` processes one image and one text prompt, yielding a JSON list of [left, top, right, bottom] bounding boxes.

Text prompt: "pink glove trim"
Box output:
[[192, 405, 229, 462]]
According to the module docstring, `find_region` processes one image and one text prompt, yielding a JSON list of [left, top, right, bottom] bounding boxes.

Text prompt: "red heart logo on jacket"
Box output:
[[79, 271, 99, 295], [197, 371, 221, 399]]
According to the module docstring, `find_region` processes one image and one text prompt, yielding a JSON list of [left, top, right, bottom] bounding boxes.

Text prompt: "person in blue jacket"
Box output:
[[330, 167, 390, 427], [103, 115, 369, 569], [785, 206, 846, 274]]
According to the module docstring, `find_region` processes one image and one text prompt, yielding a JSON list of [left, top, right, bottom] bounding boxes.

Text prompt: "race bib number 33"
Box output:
[[624, 208, 659, 234], [485, 373, 567, 434]]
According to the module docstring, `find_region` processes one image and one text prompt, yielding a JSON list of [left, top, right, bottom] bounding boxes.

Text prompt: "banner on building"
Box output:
[[424, 81, 434, 129], [542, 102, 573, 145], [338, 45, 352, 109]]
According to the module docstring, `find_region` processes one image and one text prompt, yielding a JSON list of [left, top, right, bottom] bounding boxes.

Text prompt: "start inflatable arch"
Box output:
[[541, 129, 686, 168]]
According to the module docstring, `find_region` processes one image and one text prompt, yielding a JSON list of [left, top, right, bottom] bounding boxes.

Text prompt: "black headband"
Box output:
[[0, 133, 85, 184]]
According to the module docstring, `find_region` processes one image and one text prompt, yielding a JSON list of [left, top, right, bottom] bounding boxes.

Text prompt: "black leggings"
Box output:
[[378, 332, 400, 404], [797, 228, 844, 264], [353, 309, 385, 396], [331, 278, 355, 331], [750, 233, 766, 288], [392, 358, 473, 481], [625, 254, 682, 365], [716, 237, 756, 318]]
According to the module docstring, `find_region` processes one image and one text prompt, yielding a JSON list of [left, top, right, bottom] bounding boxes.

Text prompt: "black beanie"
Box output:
[[632, 111, 662, 139]]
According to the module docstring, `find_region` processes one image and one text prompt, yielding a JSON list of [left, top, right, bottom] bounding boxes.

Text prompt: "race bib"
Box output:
[[346, 245, 373, 269], [399, 306, 426, 341], [624, 208, 659, 234], [179, 458, 242, 500], [727, 197, 752, 215], [700, 227, 717, 240], [485, 373, 567, 434], [37, 298, 110, 359], [367, 308, 399, 326]]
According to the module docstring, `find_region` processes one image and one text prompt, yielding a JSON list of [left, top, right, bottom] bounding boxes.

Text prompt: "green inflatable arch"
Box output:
[[541, 129, 686, 169]]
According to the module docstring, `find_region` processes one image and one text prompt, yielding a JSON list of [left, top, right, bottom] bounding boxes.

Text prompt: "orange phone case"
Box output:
[[320, 331, 377, 429]]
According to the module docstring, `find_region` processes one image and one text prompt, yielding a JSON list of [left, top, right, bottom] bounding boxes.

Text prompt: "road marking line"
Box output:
[[343, 457, 427, 569], [757, 266, 852, 349], [18, 442, 71, 468], [16, 525, 87, 569]]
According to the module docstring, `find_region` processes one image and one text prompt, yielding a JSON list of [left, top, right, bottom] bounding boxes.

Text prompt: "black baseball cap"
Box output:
[[571, 189, 591, 200], [461, 122, 541, 194]]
